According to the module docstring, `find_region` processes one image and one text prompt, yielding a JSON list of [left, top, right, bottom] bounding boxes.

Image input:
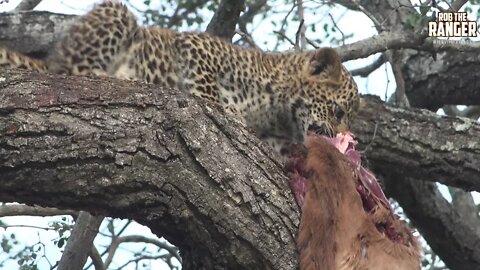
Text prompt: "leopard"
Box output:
[[0, 1, 359, 156]]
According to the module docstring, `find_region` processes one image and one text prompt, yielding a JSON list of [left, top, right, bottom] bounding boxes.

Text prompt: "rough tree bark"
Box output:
[[333, 1, 480, 269], [403, 50, 480, 110], [57, 212, 104, 270], [206, 0, 245, 41], [352, 97, 480, 269], [1, 8, 480, 269], [352, 96, 480, 191], [1, 67, 480, 268], [0, 68, 300, 270], [333, 0, 480, 110], [0, 11, 74, 58], [13, 0, 43, 11]]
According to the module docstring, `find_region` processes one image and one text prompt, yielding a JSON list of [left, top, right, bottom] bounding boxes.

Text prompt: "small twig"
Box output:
[[114, 254, 171, 270], [295, 19, 305, 50], [306, 38, 320, 49], [350, 54, 387, 77], [359, 122, 378, 154], [0, 224, 58, 231], [350, 0, 383, 30], [384, 59, 390, 101], [328, 13, 346, 45], [273, 2, 297, 50], [235, 30, 261, 50], [273, 30, 296, 47], [105, 235, 181, 268], [428, 252, 437, 270]]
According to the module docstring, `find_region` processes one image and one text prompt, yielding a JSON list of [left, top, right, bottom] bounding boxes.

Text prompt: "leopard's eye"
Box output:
[[334, 105, 345, 120]]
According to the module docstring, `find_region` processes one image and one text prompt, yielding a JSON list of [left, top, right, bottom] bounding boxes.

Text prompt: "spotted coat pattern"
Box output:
[[0, 1, 359, 154]]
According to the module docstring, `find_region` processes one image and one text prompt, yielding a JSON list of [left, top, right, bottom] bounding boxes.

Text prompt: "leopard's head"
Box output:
[[299, 47, 359, 137]]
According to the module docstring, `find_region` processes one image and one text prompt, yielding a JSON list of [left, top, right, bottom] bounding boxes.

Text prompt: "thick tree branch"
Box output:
[[403, 50, 480, 110], [13, 0, 43, 11], [382, 176, 480, 269], [351, 95, 480, 191], [57, 211, 104, 270], [1, 9, 480, 270], [443, 107, 480, 234], [334, 2, 480, 267], [0, 68, 299, 270], [0, 11, 74, 57], [450, 0, 469, 11], [206, 0, 245, 41], [353, 97, 480, 269], [337, 0, 480, 109]]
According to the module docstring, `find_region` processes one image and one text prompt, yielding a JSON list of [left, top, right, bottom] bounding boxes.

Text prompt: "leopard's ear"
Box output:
[[306, 47, 342, 81]]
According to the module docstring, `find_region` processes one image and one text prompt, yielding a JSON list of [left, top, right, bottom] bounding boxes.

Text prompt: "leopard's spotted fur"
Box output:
[[0, 1, 359, 154]]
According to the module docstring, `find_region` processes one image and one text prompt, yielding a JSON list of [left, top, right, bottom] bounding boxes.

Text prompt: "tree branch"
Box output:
[[89, 246, 106, 270], [351, 95, 480, 191], [350, 54, 386, 77], [0, 204, 77, 217], [57, 212, 104, 270], [337, 2, 480, 269], [382, 176, 480, 269], [206, 0, 245, 41], [0, 11, 74, 57], [105, 235, 181, 268], [238, 0, 268, 34], [337, 31, 480, 62], [0, 68, 300, 270], [390, 50, 410, 107], [404, 50, 480, 110], [450, 0, 468, 11], [13, 0, 43, 11]]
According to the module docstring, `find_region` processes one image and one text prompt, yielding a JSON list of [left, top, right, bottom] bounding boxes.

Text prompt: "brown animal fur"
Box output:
[[298, 136, 420, 270]]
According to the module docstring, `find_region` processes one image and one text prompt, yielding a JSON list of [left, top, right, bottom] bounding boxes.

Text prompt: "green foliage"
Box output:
[[419, 5, 431, 16], [0, 217, 73, 269], [133, 0, 216, 29], [405, 12, 432, 31]]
